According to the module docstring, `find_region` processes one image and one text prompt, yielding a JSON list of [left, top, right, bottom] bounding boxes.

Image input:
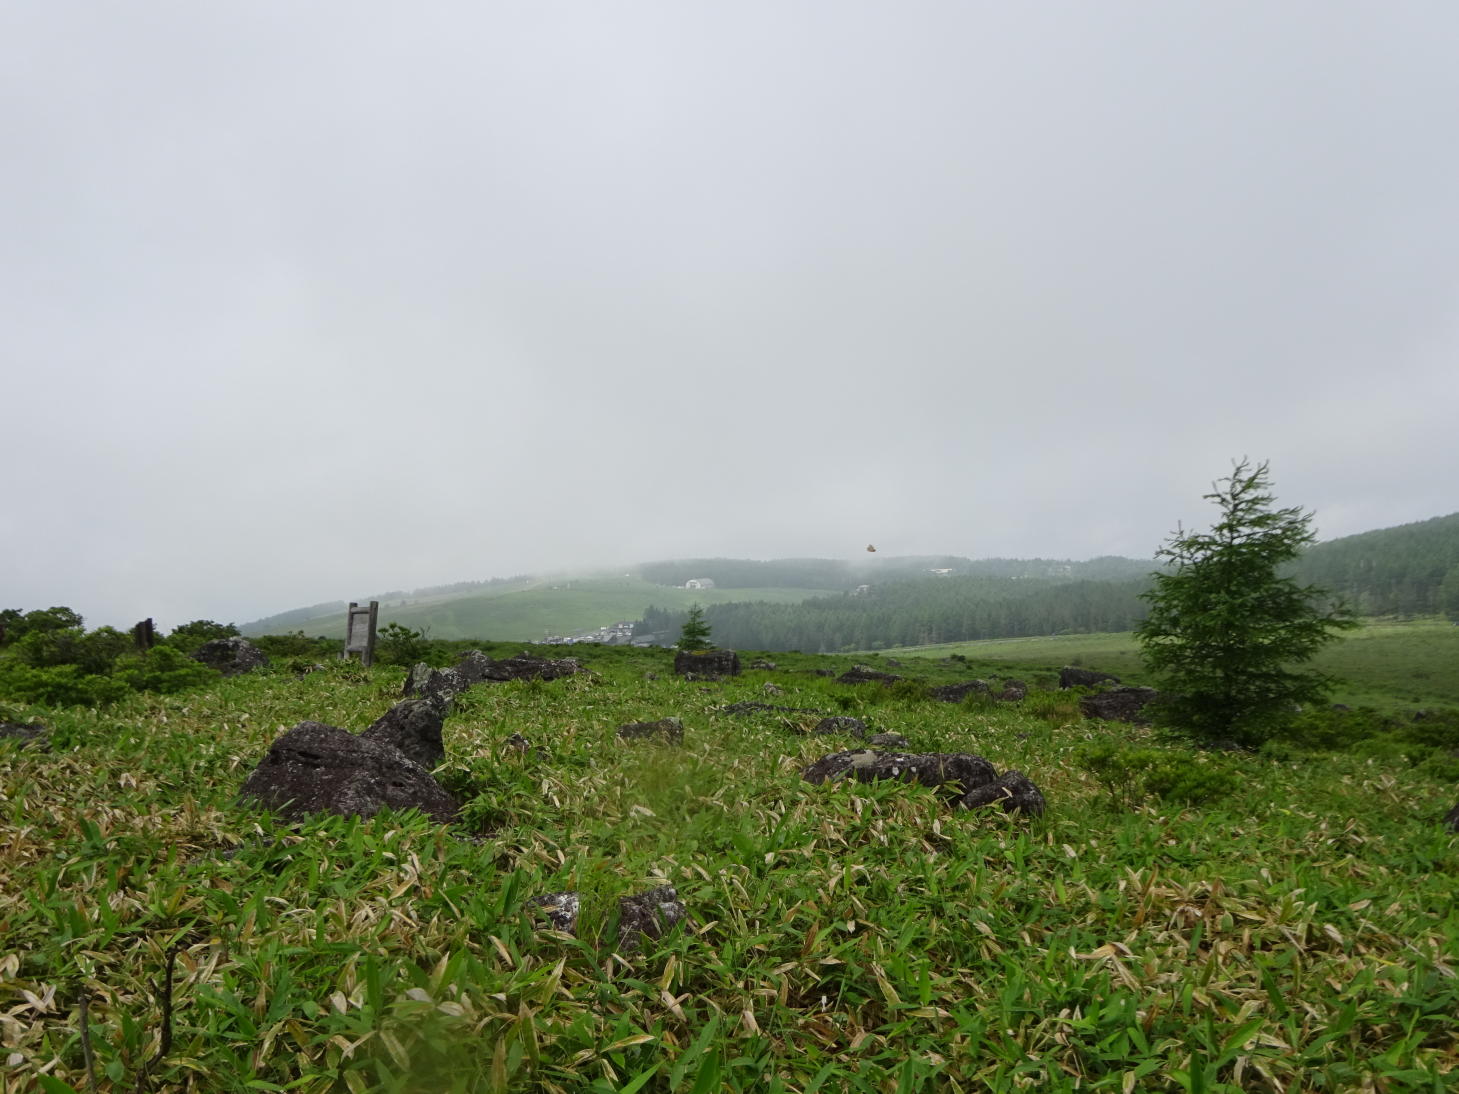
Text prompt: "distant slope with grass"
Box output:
[[887, 617, 1459, 712], [241, 576, 827, 642]]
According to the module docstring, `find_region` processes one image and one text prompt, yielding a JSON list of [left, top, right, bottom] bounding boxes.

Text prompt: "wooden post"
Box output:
[[344, 601, 379, 667]]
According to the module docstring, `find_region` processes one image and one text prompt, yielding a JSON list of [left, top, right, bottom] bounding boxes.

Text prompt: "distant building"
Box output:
[[852, 584, 871, 596], [684, 578, 716, 590], [928, 568, 954, 576]]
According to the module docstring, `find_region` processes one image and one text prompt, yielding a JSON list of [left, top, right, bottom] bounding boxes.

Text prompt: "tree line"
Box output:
[[638, 576, 1150, 652]]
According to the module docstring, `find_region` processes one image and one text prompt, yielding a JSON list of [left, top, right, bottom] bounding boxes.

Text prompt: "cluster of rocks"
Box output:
[[404, 650, 584, 709], [802, 749, 1045, 816], [530, 885, 691, 953]]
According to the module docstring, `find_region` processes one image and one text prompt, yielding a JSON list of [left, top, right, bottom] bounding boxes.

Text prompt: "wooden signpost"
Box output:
[[344, 601, 379, 667]]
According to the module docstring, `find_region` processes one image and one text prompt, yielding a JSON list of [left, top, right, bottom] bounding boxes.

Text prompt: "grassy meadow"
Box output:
[[1, 644, 1457, 1092], [889, 618, 1459, 712], [243, 580, 827, 643]]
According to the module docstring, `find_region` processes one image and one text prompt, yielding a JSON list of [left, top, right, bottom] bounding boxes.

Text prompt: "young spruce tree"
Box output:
[[678, 604, 713, 652], [1137, 459, 1354, 748]]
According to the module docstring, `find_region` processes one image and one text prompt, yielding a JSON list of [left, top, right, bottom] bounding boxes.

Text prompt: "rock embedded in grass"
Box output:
[[1445, 800, 1459, 832], [0, 721, 49, 750], [803, 749, 1046, 815], [617, 886, 690, 953], [929, 680, 991, 703], [1059, 666, 1122, 689], [867, 732, 910, 749], [530, 891, 581, 935], [617, 717, 684, 744], [812, 716, 869, 737], [238, 721, 459, 824], [836, 665, 902, 686], [960, 769, 1046, 816], [674, 649, 742, 679], [1079, 686, 1161, 723], [802, 750, 998, 799], [404, 650, 586, 708]]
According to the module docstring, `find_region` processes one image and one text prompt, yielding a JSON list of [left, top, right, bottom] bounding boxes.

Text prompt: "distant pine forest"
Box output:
[[637, 513, 1459, 652]]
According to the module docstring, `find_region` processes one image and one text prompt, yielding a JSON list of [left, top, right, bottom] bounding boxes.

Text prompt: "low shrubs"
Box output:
[[1076, 740, 1242, 807]]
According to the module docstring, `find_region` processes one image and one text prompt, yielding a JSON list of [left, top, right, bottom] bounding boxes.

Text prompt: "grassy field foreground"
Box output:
[[1, 648, 1457, 1092]]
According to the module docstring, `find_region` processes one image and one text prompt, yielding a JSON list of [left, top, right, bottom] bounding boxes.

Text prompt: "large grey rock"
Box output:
[[674, 649, 741, 678], [996, 680, 1028, 702], [191, 636, 269, 677], [617, 886, 690, 953], [0, 721, 48, 750], [802, 750, 998, 799], [1059, 666, 1121, 689], [961, 770, 1046, 816], [238, 721, 459, 824], [1080, 686, 1161, 723], [360, 699, 445, 770]]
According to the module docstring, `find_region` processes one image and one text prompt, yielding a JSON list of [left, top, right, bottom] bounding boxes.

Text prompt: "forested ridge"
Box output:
[[639, 576, 1150, 652], [1292, 512, 1459, 616], [637, 513, 1459, 651]]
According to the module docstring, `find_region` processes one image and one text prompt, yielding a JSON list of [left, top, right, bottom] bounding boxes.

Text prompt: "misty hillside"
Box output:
[[239, 513, 1458, 646]]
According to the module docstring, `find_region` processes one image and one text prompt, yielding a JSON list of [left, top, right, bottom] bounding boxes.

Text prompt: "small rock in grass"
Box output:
[[0, 721, 49, 750], [812, 716, 868, 737], [617, 717, 684, 744], [530, 891, 581, 935], [961, 770, 1046, 816], [618, 886, 690, 953]]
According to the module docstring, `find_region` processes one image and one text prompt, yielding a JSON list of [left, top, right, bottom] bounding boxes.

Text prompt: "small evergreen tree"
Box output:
[[678, 604, 713, 651], [1137, 460, 1355, 747]]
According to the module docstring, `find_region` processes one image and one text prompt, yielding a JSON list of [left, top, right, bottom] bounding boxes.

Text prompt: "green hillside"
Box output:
[[887, 617, 1459, 711], [242, 577, 826, 642]]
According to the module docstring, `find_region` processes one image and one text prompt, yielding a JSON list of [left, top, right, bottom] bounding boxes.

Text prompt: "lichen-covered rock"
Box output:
[[836, 665, 902, 686], [802, 750, 998, 799], [530, 891, 581, 935], [238, 721, 459, 824], [1079, 686, 1161, 723], [0, 721, 48, 750], [812, 716, 869, 737], [191, 636, 269, 677], [867, 732, 910, 749], [617, 717, 684, 744], [617, 886, 689, 953], [961, 770, 1046, 816], [750, 659, 778, 670], [929, 680, 990, 703], [674, 649, 741, 678], [360, 699, 445, 770], [1059, 666, 1121, 689], [484, 652, 584, 682]]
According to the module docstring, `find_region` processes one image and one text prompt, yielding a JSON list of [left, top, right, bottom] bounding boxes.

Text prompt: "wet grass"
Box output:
[[1, 648, 1456, 1091]]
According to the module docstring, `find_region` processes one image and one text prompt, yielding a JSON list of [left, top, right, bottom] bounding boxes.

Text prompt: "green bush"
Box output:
[[165, 619, 239, 653], [1077, 741, 1241, 807], [376, 622, 430, 667], [113, 647, 220, 694], [0, 662, 129, 707]]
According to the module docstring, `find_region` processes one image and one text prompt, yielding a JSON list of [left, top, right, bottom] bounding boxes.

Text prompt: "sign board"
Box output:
[[343, 601, 379, 667]]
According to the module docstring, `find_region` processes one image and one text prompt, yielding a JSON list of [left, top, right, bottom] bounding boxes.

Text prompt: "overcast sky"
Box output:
[[4, 2, 1457, 629]]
